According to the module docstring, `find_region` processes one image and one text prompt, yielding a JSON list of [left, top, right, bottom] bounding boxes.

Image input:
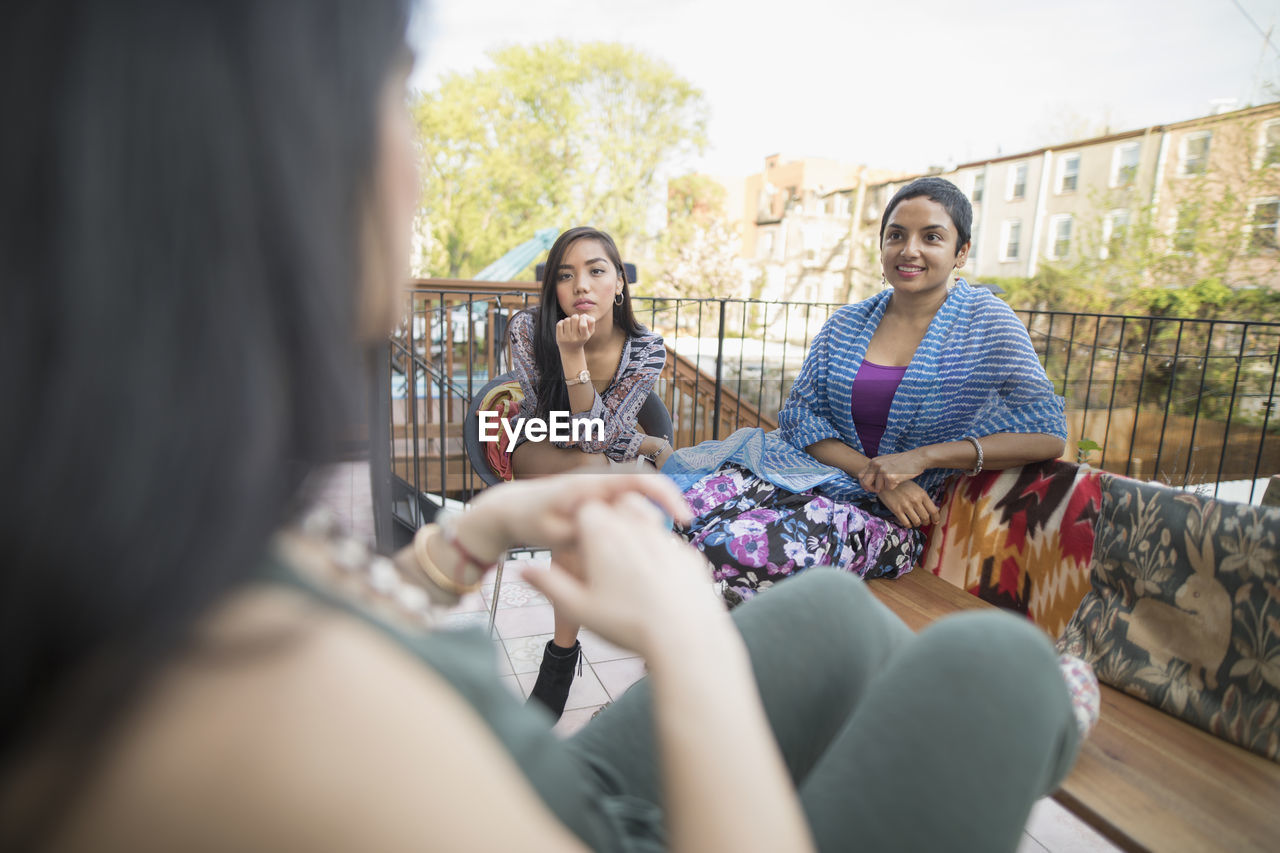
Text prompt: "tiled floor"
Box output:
[[315, 461, 1118, 852], [443, 552, 636, 738]]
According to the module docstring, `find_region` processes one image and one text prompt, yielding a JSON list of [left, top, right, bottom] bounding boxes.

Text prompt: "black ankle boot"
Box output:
[[528, 639, 581, 722]]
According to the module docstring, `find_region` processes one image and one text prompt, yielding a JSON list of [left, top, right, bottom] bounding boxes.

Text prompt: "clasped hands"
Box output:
[[858, 448, 939, 530], [465, 474, 721, 654]]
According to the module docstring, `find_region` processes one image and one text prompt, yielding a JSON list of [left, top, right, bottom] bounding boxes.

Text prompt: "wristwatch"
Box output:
[[565, 369, 591, 387]]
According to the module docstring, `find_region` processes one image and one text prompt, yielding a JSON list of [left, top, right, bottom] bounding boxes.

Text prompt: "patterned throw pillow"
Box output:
[[1057, 475, 1280, 762], [920, 460, 1102, 638], [478, 381, 523, 482]]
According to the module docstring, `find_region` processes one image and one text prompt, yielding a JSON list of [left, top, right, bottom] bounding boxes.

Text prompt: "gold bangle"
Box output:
[[411, 524, 483, 596]]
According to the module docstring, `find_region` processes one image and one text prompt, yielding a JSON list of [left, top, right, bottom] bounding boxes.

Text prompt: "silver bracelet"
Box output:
[[964, 436, 984, 477], [642, 437, 670, 462]]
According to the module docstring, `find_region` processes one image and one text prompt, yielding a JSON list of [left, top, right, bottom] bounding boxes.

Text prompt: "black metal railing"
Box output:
[[1022, 310, 1280, 497], [375, 281, 1280, 540]]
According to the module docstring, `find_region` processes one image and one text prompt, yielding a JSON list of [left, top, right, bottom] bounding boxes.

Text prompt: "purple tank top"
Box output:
[[851, 359, 909, 457]]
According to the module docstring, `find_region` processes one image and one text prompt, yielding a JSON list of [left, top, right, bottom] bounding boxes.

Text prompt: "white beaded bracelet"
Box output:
[[964, 436, 984, 476]]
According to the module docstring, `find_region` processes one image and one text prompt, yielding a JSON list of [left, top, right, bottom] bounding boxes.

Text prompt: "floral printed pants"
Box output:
[[678, 463, 927, 606]]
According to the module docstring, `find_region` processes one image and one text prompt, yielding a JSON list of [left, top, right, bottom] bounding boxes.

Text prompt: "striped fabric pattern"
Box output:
[[509, 309, 666, 462], [664, 279, 1067, 501]]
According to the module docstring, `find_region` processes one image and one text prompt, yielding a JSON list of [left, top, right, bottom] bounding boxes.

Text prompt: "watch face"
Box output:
[[578, 370, 590, 383]]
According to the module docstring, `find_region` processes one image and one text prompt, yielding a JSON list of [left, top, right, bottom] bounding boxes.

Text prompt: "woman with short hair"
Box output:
[[667, 177, 1068, 604]]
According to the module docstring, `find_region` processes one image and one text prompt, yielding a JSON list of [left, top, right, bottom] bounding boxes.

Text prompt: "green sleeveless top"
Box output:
[[261, 551, 665, 852]]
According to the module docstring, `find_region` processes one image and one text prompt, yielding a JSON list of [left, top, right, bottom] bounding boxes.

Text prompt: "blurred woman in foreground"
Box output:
[[0, 2, 1081, 850]]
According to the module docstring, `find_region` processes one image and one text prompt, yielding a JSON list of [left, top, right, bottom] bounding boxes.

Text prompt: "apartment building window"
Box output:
[[1111, 142, 1140, 187], [1178, 131, 1211, 176], [1057, 154, 1080, 193], [1000, 220, 1022, 260], [1101, 210, 1130, 259], [969, 224, 979, 259], [1258, 120, 1280, 168], [1048, 215, 1073, 260], [1173, 206, 1198, 253], [972, 172, 985, 204], [1249, 199, 1279, 251], [1007, 162, 1027, 200]]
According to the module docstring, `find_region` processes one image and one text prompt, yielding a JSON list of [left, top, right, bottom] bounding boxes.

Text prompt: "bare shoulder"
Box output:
[[52, 587, 585, 852]]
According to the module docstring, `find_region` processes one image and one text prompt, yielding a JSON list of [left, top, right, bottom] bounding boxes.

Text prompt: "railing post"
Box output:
[[410, 296, 424, 514], [1249, 334, 1280, 503], [369, 341, 394, 553], [1213, 325, 1250, 496], [712, 299, 726, 440]]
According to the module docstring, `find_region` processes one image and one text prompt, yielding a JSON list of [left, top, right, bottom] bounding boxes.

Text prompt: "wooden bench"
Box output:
[[867, 569, 1280, 853]]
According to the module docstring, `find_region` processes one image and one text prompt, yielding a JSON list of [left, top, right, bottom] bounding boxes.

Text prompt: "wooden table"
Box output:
[[867, 569, 1280, 853]]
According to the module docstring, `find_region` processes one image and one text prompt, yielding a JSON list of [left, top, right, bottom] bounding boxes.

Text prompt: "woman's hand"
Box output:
[[859, 448, 927, 493], [878, 480, 940, 529], [522, 495, 721, 656], [458, 473, 691, 563], [528, 495, 819, 853], [555, 313, 595, 352]]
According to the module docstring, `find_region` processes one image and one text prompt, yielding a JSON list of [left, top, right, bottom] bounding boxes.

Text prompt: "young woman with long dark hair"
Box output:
[[507, 226, 670, 720], [0, 4, 1084, 850]]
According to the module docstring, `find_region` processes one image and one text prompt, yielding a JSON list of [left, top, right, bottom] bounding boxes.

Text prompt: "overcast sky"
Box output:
[[409, 0, 1280, 177]]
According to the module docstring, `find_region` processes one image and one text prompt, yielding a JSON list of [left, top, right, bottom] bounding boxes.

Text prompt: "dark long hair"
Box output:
[[0, 0, 410, 839], [522, 226, 644, 419]]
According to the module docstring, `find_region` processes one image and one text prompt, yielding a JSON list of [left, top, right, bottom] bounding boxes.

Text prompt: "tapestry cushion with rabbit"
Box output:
[[1057, 475, 1280, 762]]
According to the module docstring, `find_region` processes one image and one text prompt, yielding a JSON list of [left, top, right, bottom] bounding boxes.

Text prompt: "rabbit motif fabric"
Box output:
[[1057, 475, 1280, 762]]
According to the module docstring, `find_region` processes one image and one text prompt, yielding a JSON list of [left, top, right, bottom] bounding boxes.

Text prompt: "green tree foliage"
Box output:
[[652, 174, 743, 299], [411, 41, 708, 278]]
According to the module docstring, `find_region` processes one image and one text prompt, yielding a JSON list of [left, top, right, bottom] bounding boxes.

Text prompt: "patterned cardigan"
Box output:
[[508, 309, 666, 462], [664, 279, 1067, 501]]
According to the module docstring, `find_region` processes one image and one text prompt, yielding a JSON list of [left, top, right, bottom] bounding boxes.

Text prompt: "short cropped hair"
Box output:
[[879, 176, 973, 254]]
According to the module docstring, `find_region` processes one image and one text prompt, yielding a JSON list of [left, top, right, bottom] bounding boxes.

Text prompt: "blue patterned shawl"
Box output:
[[663, 279, 1067, 501]]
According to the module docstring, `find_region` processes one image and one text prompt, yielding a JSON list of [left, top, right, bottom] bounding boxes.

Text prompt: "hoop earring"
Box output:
[[614, 290, 624, 306]]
